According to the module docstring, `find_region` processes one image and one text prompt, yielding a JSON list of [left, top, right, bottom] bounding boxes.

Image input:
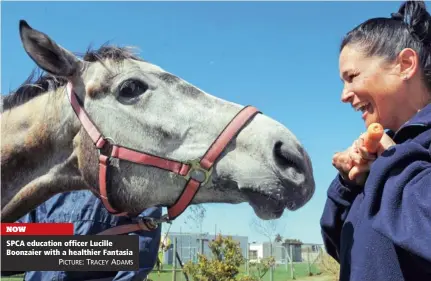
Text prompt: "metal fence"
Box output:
[[273, 243, 324, 265], [160, 233, 324, 268], [247, 242, 325, 279], [249, 242, 324, 262]]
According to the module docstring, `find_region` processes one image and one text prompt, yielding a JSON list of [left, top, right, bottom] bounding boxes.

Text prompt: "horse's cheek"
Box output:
[[76, 130, 99, 188]]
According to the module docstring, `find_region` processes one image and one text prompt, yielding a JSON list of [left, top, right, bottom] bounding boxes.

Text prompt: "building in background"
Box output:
[[248, 243, 263, 263], [248, 241, 303, 264]]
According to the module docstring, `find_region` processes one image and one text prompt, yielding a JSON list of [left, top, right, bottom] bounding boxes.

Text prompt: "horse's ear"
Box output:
[[19, 20, 82, 77]]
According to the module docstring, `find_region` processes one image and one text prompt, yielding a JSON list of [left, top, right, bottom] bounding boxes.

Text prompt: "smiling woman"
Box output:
[[338, 1, 431, 131], [321, 1, 431, 281]]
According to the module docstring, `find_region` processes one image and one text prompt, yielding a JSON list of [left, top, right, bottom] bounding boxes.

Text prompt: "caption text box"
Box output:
[[1, 235, 139, 271]]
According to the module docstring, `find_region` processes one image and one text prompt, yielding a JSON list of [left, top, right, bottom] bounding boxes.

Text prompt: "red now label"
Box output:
[[0, 223, 74, 235]]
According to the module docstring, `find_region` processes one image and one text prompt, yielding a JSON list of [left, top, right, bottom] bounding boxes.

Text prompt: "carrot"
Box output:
[[364, 122, 384, 154]]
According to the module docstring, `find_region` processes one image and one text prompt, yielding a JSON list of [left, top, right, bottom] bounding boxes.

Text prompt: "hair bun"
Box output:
[[397, 0, 431, 44]]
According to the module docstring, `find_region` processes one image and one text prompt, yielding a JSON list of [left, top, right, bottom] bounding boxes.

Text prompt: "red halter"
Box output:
[[66, 82, 260, 234]]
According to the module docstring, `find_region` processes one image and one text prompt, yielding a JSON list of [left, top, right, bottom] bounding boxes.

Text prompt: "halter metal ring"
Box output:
[[183, 158, 213, 186], [97, 137, 116, 157], [137, 217, 158, 230]]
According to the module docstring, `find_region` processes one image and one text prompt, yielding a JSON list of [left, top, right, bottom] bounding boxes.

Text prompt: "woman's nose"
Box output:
[[341, 88, 354, 103]]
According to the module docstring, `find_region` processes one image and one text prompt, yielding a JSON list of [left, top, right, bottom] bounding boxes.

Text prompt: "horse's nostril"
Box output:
[[273, 141, 302, 172]]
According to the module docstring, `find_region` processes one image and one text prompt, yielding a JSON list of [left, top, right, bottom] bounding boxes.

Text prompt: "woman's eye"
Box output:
[[349, 73, 358, 82], [118, 79, 148, 99]]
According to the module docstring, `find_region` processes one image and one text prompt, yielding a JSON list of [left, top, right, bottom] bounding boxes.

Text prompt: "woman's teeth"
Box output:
[[356, 103, 369, 112]]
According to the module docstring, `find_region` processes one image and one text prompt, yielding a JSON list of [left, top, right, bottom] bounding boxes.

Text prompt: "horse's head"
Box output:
[[18, 20, 315, 220]]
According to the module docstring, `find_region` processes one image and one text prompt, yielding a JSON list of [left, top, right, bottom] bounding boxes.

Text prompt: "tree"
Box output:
[[249, 216, 286, 281], [249, 216, 286, 245], [274, 234, 283, 243], [185, 205, 206, 233]]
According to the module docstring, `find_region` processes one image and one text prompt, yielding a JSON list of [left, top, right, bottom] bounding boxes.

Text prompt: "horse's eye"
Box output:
[[118, 79, 148, 99]]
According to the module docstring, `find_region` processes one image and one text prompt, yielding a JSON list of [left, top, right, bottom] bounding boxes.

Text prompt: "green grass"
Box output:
[[1, 275, 24, 281], [147, 262, 322, 281], [0, 263, 323, 281]]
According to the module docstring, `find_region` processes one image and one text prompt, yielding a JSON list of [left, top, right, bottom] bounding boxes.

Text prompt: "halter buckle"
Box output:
[[96, 137, 116, 157], [183, 158, 213, 186], [139, 214, 172, 226]]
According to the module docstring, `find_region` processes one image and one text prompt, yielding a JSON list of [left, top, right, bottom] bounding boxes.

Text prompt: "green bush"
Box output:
[[183, 234, 250, 281]]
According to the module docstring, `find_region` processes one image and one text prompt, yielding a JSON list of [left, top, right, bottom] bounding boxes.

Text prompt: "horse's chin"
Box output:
[[241, 186, 312, 220], [251, 205, 285, 220], [241, 189, 286, 220]]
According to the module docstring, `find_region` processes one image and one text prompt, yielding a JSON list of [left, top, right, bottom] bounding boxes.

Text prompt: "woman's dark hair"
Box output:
[[341, 1, 431, 90]]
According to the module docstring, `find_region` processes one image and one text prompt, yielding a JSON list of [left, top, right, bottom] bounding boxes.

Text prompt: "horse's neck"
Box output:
[[1, 88, 89, 222]]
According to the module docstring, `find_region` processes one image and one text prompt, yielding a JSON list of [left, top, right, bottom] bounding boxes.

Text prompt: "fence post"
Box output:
[[189, 238, 192, 263], [318, 246, 323, 275], [290, 245, 295, 280], [269, 243, 273, 281], [245, 243, 249, 275], [307, 247, 311, 276], [172, 237, 177, 281]]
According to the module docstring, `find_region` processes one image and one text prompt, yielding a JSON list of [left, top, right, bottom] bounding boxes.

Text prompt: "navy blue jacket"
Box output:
[[4, 190, 162, 281], [320, 103, 431, 281]]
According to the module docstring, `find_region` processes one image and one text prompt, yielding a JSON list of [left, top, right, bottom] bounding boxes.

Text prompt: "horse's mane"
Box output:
[[1, 44, 143, 112]]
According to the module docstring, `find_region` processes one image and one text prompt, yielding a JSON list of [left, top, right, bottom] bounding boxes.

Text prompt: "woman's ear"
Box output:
[[19, 20, 83, 78], [397, 48, 419, 80]]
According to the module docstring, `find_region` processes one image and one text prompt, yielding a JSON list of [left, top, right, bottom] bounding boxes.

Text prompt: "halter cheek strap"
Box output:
[[66, 82, 260, 234]]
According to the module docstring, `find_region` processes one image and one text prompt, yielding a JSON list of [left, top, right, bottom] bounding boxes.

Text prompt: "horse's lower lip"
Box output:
[[286, 200, 299, 211], [241, 189, 286, 219]]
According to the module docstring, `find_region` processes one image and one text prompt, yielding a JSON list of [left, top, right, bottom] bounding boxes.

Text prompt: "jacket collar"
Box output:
[[387, 103, 431, 143]]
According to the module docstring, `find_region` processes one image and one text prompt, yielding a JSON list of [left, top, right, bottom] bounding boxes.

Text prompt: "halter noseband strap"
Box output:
[[66, 82, 260, 233]]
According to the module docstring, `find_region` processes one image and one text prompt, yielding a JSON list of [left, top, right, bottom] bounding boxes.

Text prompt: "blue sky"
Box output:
[[1, 1, 414, 244]]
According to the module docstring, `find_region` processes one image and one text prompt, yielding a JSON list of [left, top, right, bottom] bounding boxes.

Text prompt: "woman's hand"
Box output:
[[332, 139, 371, 186], [332, 132, 396, 186]]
